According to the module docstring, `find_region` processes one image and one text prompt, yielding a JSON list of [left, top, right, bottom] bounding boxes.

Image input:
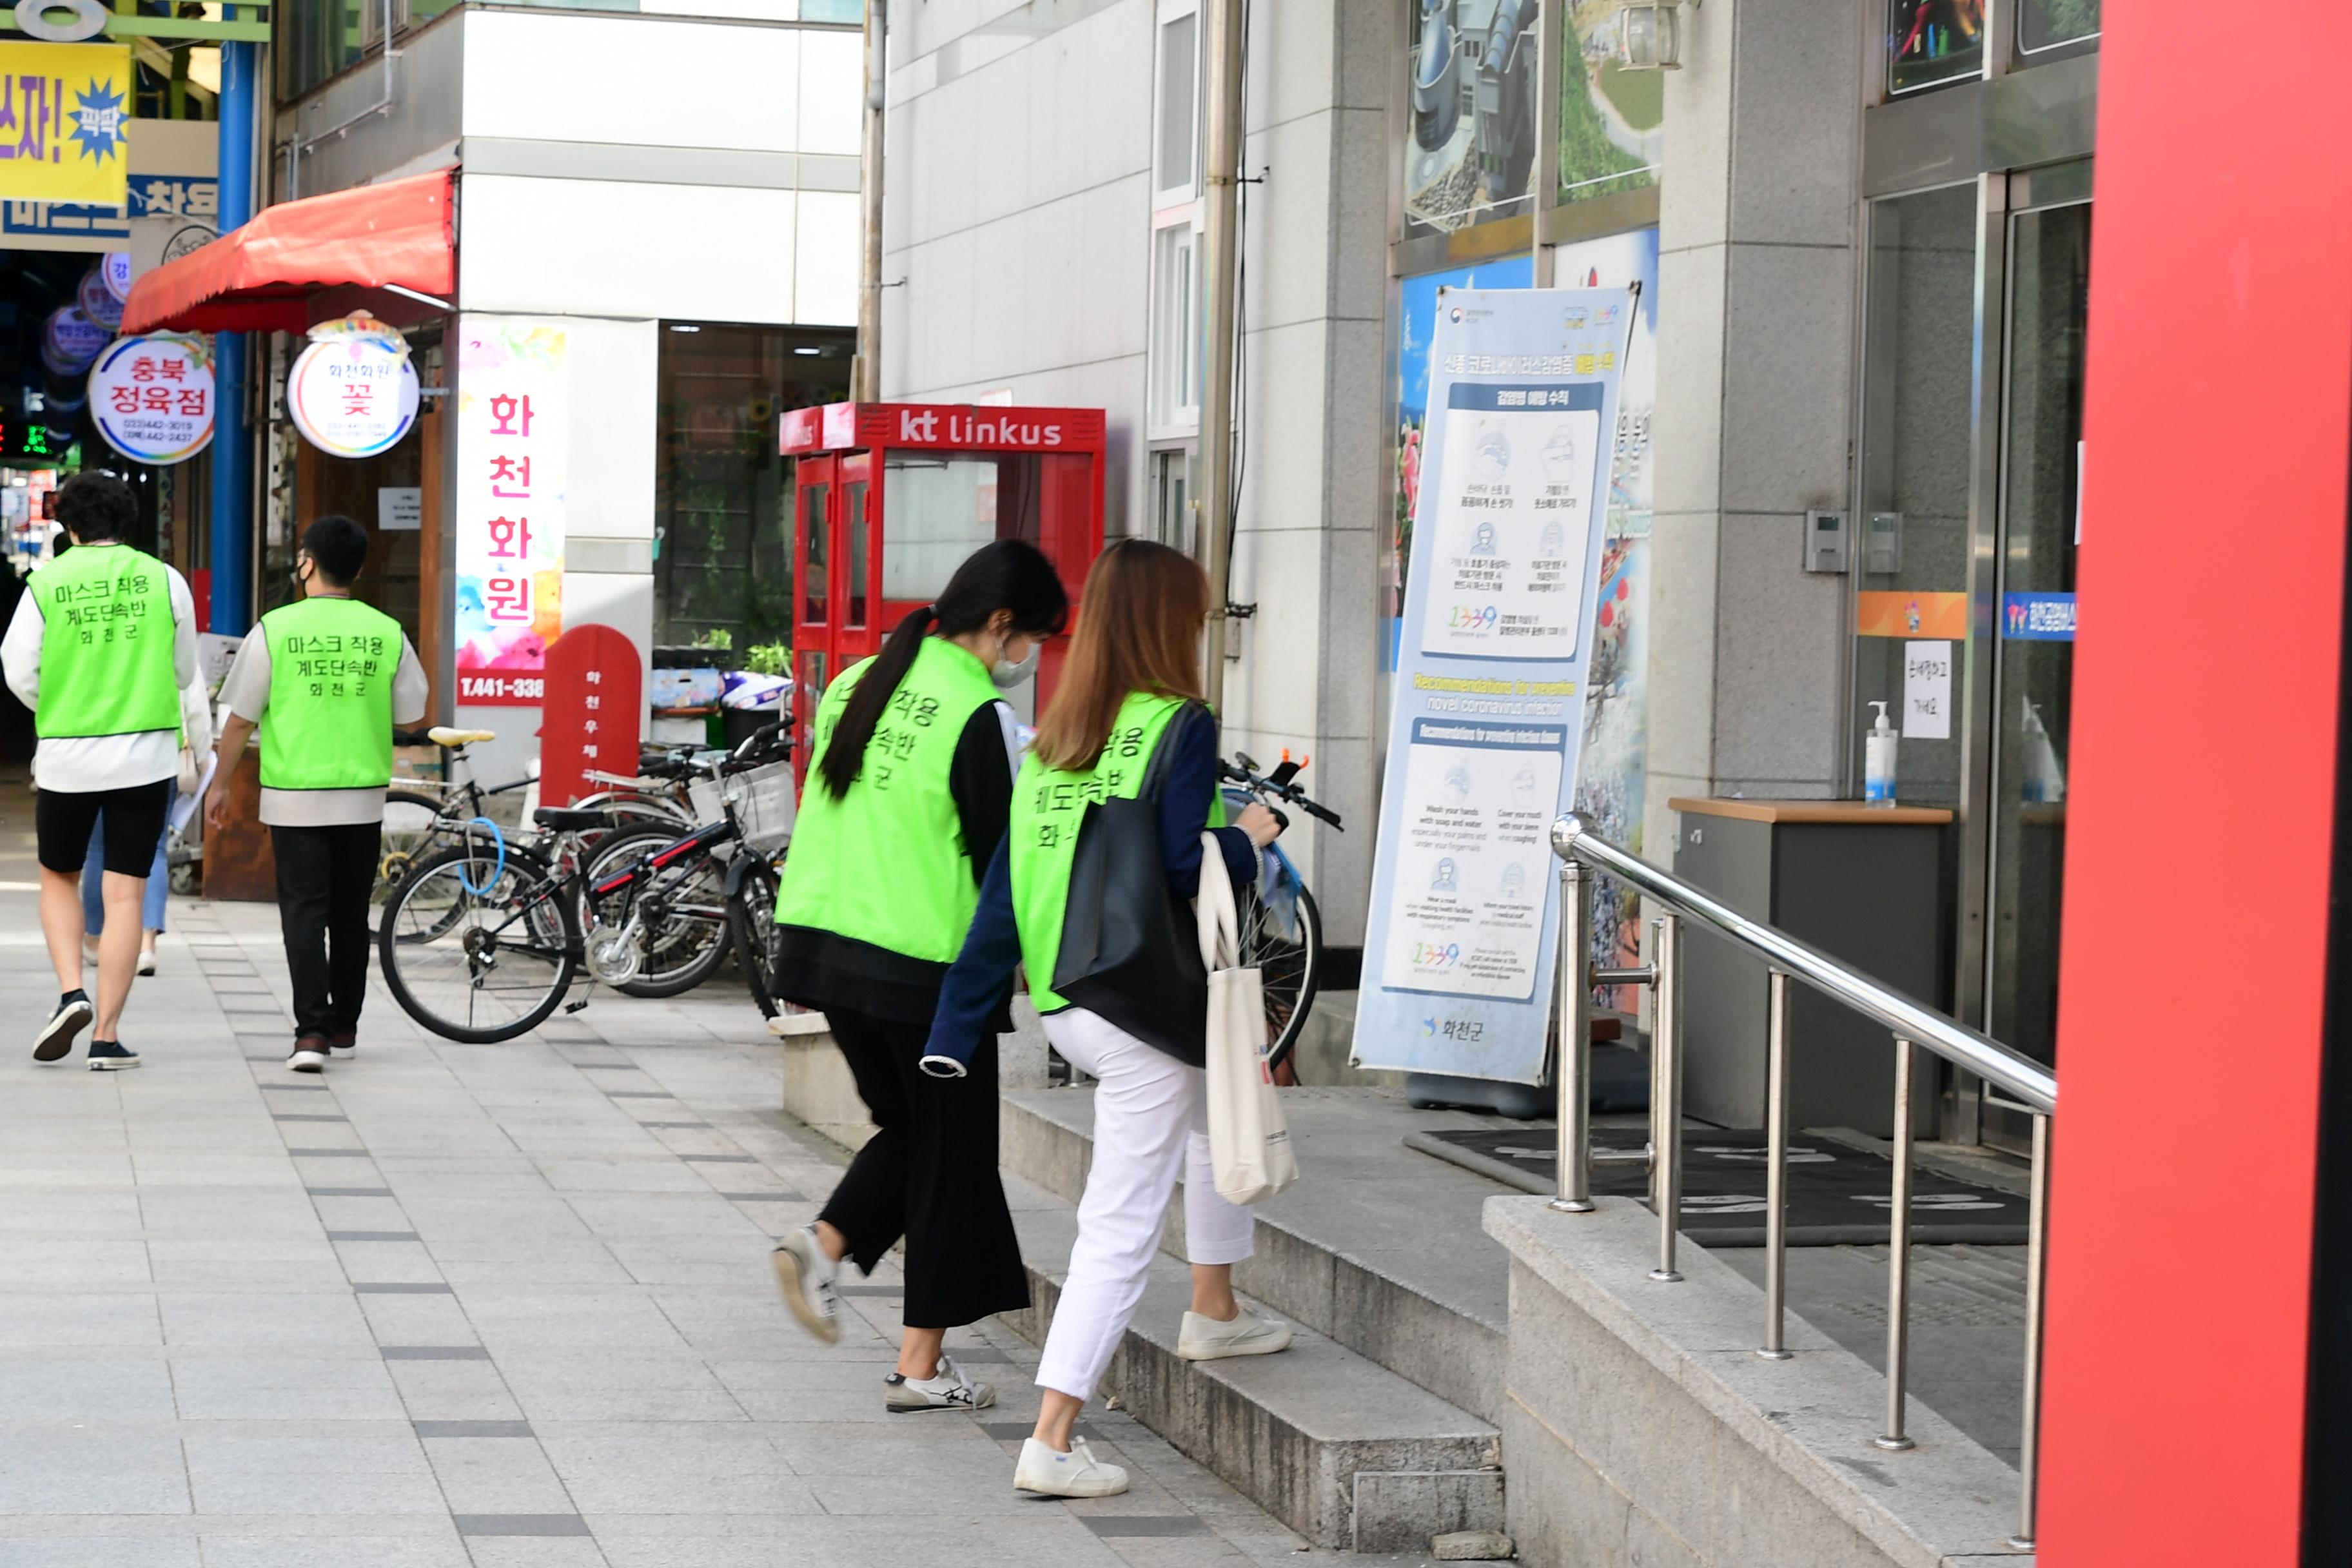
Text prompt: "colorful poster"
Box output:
[[1356, 286, 1633, 1084], [0, 44, 131, 208], [86, 332, 211, 463], [454, 317, 567, 706]]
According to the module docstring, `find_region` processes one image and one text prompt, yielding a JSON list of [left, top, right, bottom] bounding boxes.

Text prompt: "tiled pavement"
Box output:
[[0, 807, 1414, 1565]]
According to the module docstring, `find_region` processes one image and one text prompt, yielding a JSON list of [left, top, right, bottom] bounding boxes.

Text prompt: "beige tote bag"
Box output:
[[1198, 833, 1298, 1206]]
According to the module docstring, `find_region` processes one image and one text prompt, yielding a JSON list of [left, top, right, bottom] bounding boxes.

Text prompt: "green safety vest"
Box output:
[[258, 596, 404, 790], [773, 636, 1007, 963], [30, 544, 179, 740], [1008, 691, 1221, 1014]]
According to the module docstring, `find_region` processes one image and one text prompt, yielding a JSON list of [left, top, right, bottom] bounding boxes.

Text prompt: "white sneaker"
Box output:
[[770, 1225, 839, 1345], [886, 1355, 995, 1413], [1014, 1436, 1129, 1498], [80, 936, 99, 967], [136, 948, 156, 977], [1176, 1306, 1294, 1362]]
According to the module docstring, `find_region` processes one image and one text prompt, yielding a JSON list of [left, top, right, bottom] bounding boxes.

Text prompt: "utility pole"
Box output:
[[854, 0, 888, 403], [1195, 0, 1244, 708]]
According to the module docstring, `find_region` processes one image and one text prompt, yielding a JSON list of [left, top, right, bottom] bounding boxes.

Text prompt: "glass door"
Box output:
[[790, 457, 836, 768], [1981, 190, 2089, 1149]]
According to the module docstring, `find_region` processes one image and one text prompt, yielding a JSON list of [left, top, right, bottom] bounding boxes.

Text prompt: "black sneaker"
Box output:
[[34, 994, 93, 1063], [86, 1040, 141, 1072], [288, 1035, 329, 1074]]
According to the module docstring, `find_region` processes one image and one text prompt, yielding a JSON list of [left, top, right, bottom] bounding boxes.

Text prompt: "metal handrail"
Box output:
[[1547, 810, 2052, 1553], [1551, 814, 2056, 1115]]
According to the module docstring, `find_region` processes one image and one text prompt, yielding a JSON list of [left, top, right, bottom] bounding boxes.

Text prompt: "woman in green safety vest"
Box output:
[[917, 539, 1292, 1500], [767, 538, 1070, 1416]]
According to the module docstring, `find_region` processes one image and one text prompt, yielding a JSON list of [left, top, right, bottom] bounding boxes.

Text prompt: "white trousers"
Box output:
[[1033, 1006, 1257, 1403]]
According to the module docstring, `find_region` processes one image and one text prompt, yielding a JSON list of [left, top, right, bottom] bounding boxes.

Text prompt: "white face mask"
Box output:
[[990, 638, 1040, 689]]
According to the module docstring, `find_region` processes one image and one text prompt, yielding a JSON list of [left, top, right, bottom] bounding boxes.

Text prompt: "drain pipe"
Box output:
[[1196, 0, 1244, 708], [854, 0, 888, 403]]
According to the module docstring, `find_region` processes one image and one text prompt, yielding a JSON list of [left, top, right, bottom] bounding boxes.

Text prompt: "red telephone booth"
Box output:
[[778, 402, 1108, 770]]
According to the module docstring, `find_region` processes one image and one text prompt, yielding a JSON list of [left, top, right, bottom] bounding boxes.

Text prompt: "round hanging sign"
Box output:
[[288, 329, 419, 458], [87, 333, 215, 465], [78, 268, 122, 331], [44, 306, 108, 370], [101, 251, 132, 302]]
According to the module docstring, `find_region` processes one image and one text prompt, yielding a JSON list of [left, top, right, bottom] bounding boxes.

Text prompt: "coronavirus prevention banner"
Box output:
[[1352, 286, 1634, 1084]]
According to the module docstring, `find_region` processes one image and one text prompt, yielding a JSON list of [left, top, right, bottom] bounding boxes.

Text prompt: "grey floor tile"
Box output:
[[0, 1542, 202, 1568], [171, 1357, 407, 1420], [195, 1536, 471, 1568], [183, 1430, 443, 1515]]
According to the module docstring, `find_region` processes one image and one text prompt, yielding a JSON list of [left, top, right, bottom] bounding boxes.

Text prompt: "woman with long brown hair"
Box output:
[[920, 538, 1293, 1498]]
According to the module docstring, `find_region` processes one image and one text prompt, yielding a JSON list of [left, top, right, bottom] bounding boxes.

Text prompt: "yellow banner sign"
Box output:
[[0, 43, 131, 208]]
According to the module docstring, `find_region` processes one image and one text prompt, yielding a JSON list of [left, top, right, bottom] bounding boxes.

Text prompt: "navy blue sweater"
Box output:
[[924, 705, 1257, 1067]]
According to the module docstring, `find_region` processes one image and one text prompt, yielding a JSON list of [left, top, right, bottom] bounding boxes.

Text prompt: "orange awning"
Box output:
[[121, 170, 456, 336]]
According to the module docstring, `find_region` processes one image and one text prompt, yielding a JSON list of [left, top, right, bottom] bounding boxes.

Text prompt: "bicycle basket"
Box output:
[[687, 775, 724, 827], [722, 761, 798, 854]]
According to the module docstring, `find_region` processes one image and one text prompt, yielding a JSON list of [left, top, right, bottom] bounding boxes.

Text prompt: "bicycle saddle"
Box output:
[[429, 726, 497, 747], [532, 807, 612, 832]]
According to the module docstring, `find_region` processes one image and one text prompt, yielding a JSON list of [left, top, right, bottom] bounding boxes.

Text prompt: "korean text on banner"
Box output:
[[453, 318, 566, 706], [0, 44, 131, 208], [1353, 287, 1633, 1086]]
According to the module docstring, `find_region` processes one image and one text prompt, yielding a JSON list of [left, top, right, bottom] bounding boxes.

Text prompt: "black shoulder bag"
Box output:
[[1050, 705, 1211, 1063]]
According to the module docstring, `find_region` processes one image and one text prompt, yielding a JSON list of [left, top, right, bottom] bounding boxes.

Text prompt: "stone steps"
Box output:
[[1001, 1086, 1514, 1425], [1001, 1173, 1504, 1553]]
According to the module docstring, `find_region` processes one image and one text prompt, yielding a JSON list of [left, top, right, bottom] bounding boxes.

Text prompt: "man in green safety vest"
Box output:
[[1, 472, 201, 1070], [206, 515, 427, 1074]]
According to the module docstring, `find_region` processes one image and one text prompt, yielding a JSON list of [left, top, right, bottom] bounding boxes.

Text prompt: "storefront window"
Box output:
[[1554, 1, 1660, 208], [278, 0, 375, 101], [1885, 1, 1985, 97], [652, 323, 850, 652], [2015, 0, 2099, 57]]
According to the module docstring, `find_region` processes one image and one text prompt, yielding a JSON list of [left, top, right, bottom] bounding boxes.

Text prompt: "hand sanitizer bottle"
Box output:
[[1865, 701, 1899, 807]]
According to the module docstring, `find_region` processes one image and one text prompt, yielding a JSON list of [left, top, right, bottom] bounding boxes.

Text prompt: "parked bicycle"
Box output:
[[376, 727, 699, 920], [1219, 750, 1344, 1072], [375, 721, 794, 1042]]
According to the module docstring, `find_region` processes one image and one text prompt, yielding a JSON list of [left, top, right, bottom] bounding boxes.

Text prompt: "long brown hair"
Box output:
[[1030, 539, 1209, 772]]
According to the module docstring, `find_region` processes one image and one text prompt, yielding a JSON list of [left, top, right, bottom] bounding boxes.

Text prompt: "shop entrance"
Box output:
[[780, 402, 1108, 773], [1854, 163, 2090, 1150]]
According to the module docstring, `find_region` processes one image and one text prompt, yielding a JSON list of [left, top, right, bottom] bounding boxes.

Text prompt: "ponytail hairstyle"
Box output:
[[1030, 539, 1210, 773], [815, 537, 1070, 800]]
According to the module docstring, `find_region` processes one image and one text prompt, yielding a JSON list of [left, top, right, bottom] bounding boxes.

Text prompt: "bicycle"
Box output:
[[1219, 750, 1345, 1074], [375, 722, 794, 1041], [377, 727, 700, 923]]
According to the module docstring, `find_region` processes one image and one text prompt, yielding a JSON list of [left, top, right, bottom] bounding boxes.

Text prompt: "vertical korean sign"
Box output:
[[1353, 288, 1633, 1084], [455, 318, 567, 705]]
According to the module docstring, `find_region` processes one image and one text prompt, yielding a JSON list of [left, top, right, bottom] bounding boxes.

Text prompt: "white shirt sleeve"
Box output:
[[391, 638, 429, 726], [166, 566, 198, 691], [994, 700, 1020, 780], [220, 632, 272, 725], [1, 589, 41, 712]]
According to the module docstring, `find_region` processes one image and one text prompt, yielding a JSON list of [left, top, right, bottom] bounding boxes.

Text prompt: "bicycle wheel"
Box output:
[[373, 789, 447, 926], [1239, 878, 1321, 1073], [377, 841, 580, 1043], [728, 855, 784, 1019], [580, 825, 732, 999]]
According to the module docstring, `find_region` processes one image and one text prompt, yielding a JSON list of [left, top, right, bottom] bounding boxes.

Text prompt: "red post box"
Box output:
[[778, 401, 1108, 777], [539, 623, 643, 808]]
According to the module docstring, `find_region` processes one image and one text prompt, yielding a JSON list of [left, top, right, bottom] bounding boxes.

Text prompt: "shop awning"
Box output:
[[121, 170, 456, 336]]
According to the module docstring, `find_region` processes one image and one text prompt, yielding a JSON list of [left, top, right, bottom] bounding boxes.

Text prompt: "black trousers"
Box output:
[[270, 821, 382, 1040], [818, 1008, 1030, 1330]]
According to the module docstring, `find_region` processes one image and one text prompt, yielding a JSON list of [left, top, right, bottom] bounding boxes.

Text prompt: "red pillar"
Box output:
[[2037, 5, 2352, 1563]]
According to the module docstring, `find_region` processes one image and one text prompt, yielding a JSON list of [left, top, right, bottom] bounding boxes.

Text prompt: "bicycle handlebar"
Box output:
[[1219, 755, 1345, 831]]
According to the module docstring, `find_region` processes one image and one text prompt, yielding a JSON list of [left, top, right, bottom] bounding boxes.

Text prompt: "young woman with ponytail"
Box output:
[[767, 538, 1068, 1413]]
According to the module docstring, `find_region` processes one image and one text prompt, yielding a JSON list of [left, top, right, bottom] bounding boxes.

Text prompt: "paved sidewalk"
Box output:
[[0, 813, 1383, 1564]]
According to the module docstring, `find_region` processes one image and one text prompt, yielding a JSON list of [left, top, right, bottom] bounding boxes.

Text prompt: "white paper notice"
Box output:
[[1378, 722, 1565, 1001], [1904, 640, 1954, 741], [1419, 402, 1600, 660], [378, 486, 423, 532]]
